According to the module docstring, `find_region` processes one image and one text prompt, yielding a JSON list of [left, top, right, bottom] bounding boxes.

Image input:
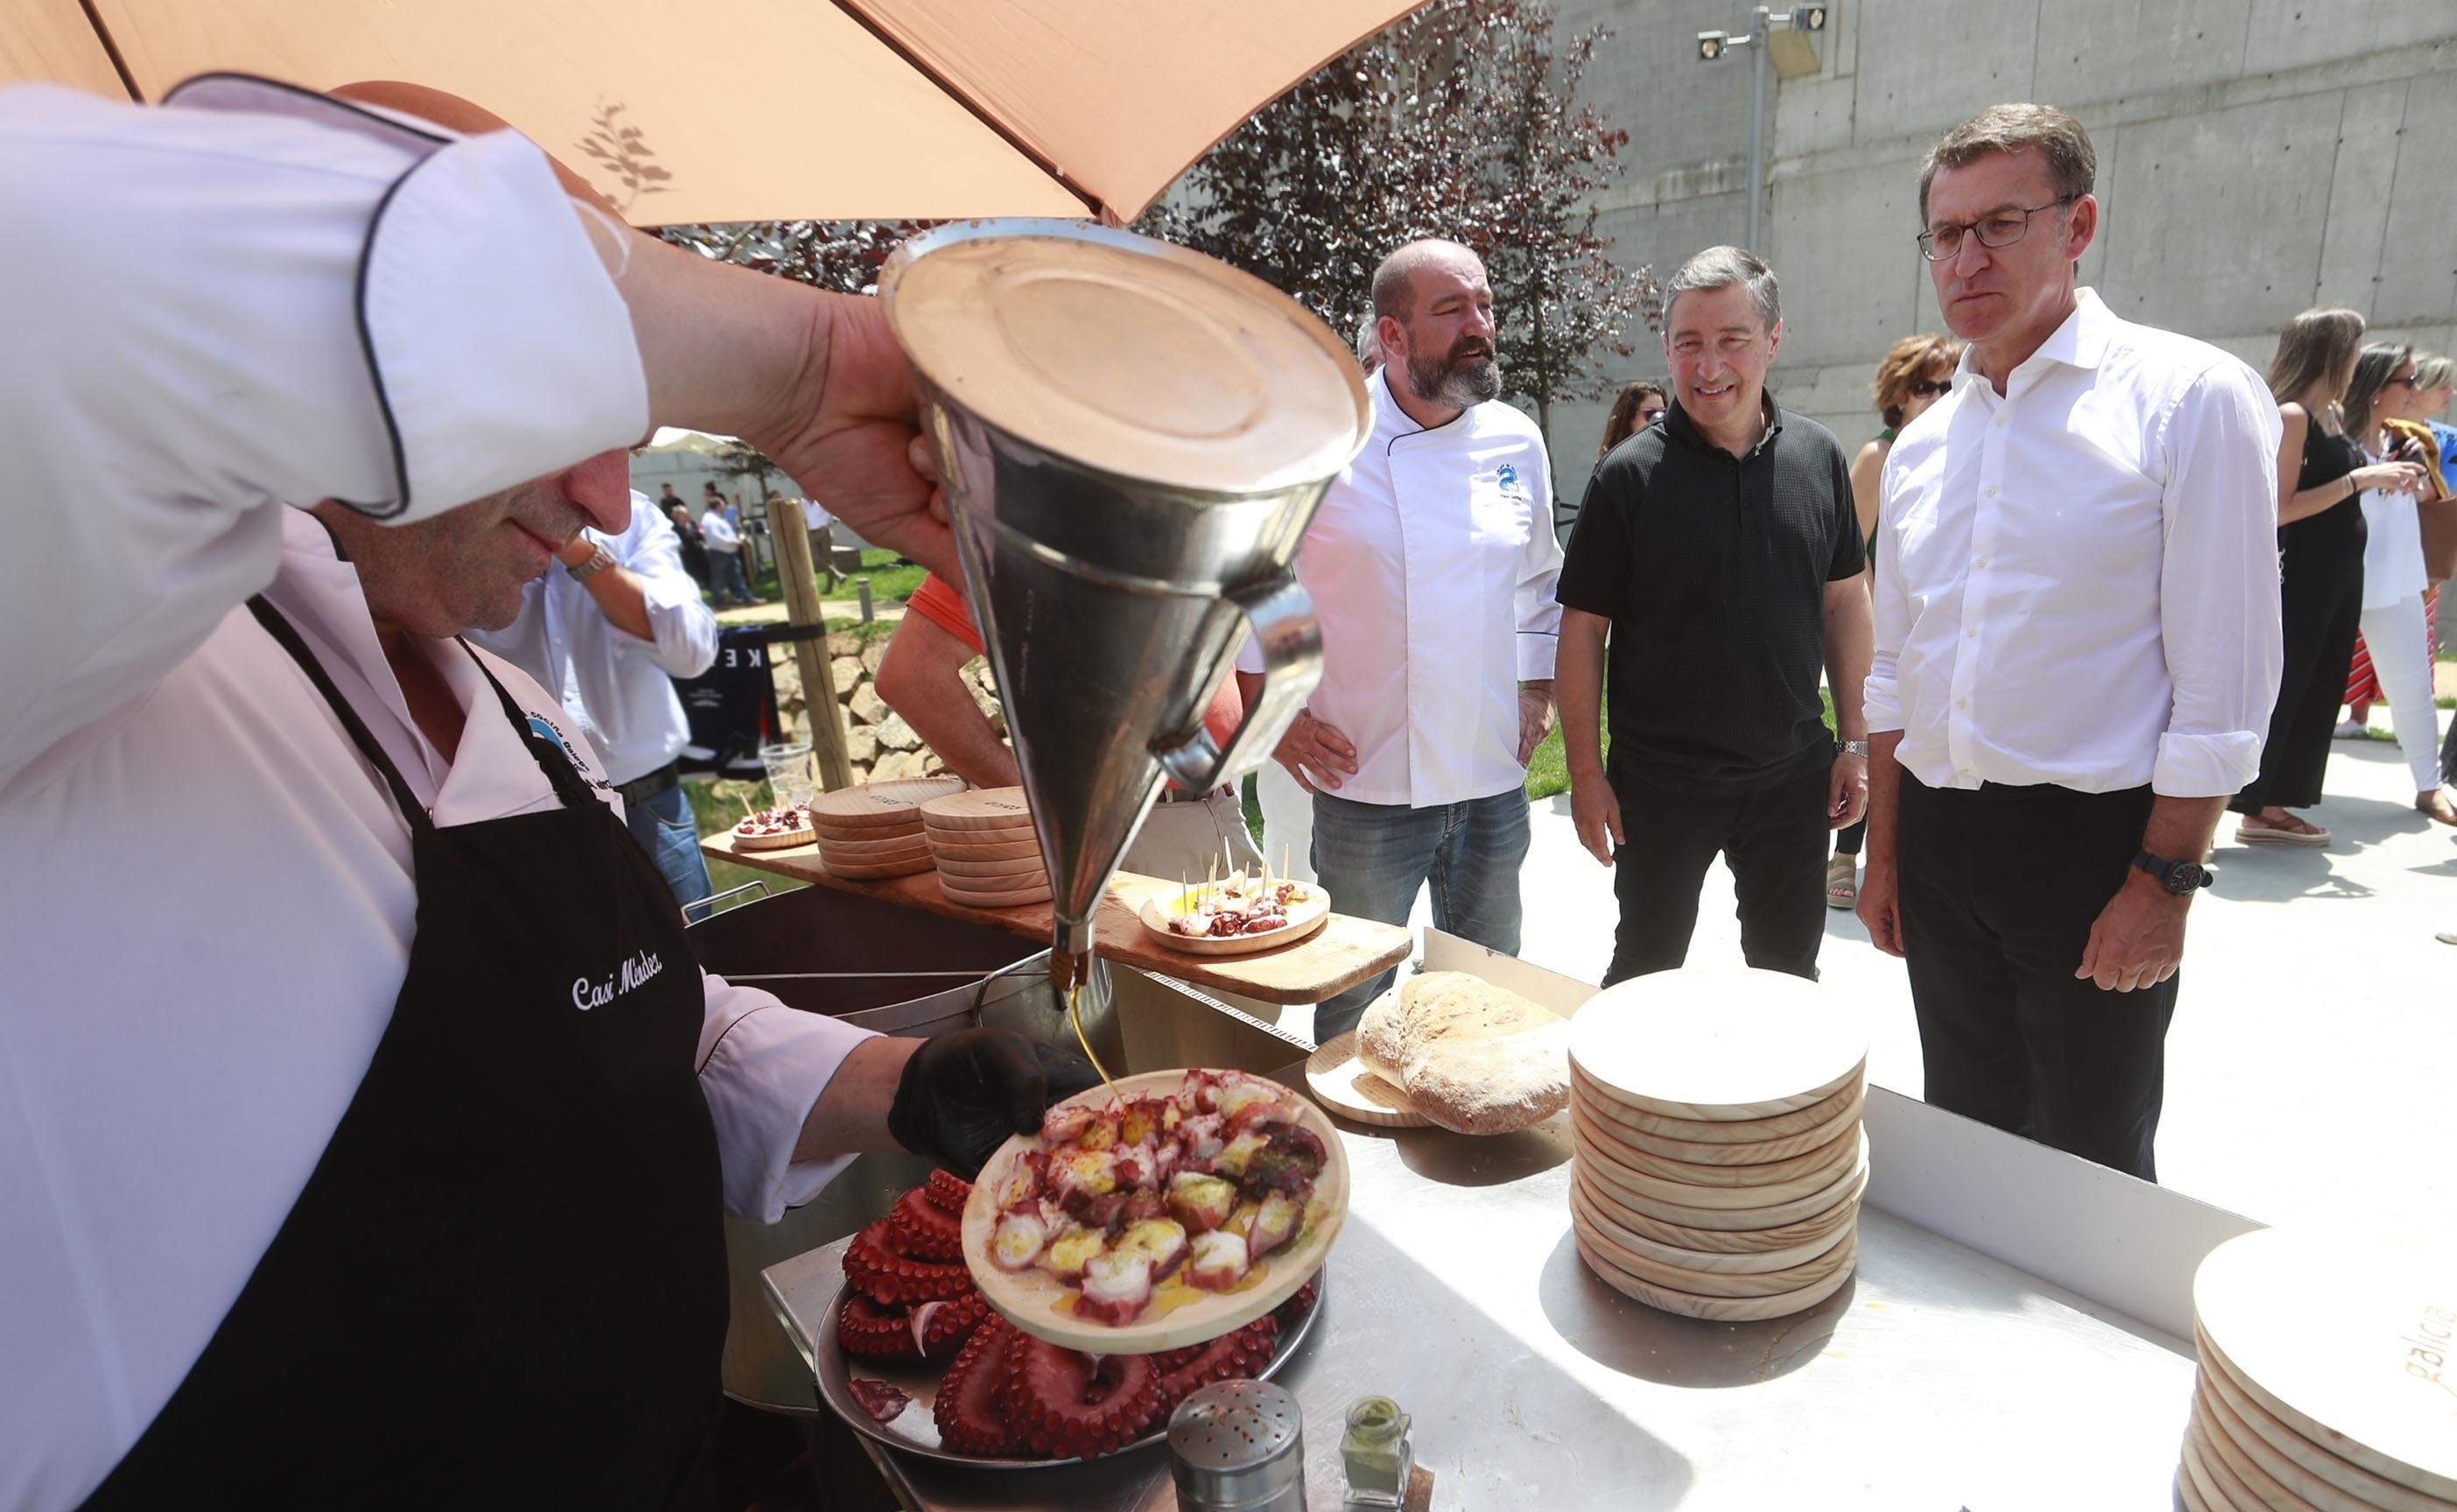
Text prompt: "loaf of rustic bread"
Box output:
[[1355, 970, 1570, 1135]]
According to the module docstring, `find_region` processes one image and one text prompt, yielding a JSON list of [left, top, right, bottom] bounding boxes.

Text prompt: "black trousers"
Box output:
[[1602, 762, 1829, 986], [2233, 519, 2363, 813], [1897, 774, 2174, 1181]]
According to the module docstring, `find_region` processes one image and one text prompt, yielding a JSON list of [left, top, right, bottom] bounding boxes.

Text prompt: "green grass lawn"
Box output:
[[1527, 687, 1838, 801], [747, 549, 926, 609]]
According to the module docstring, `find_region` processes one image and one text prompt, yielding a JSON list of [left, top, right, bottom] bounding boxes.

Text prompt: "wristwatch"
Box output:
[[2133, 850, 2214, 896], [1837, 739, 1869, 757], [567, 541, 616, 582]]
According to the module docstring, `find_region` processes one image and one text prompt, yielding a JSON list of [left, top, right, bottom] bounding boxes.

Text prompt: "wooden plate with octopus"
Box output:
[[960, 1069, 1349, 1355]]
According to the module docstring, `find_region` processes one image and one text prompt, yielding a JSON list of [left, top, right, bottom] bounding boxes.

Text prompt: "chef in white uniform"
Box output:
[[1237, 239, 1563, 1043], [0, 78, 1085, 1512]]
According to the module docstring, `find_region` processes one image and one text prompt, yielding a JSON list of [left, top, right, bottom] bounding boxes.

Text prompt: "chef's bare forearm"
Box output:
[[2139, 794, 2227, 865], [792, 1035, 923, 1162], [875, 616, 1021, 789], [1862, 730, 1904, 868]]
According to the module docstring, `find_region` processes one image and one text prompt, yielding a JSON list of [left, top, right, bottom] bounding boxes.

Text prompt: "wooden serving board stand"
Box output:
[[702, 832, 1409, 1006]]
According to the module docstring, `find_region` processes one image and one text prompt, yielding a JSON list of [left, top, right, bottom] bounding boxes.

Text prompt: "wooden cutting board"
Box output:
[[1569, 1102, 1860, 1187], [1572, 1167, 1859, 1255], [1302, 1029, 1430, 1129], [932, 852, 1049, 881], [810, 777, 967, 828], [815, 827, 934, 859], [919, 786, 1037, 833], [1572, 1115, 1863, 1209], [1567, 968, 1866, 1121], [1571, 1065, 1864, 1145], [2194, 1228, 2457, 1501], [2182, 1417, 2267, 1512], [820, 854, 936, 880], [702, 834, 1411, 1006], [1570, 1185, 1855, 1298], [818, 841, 933, 869], [1574, 1229, 1856, 1322], [939, 876, 1055, 907], [2196, 1323, 2453, 1512], [927, 836, 1042, 862]]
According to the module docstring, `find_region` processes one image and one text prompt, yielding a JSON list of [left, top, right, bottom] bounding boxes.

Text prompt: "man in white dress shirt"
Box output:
[[0, 79, 1086, 1510], [1242, 240, 1562, 1042], [470, 467, 722, 916], [700, 481, 758, 605], [1856, 105, 2283, 1181]]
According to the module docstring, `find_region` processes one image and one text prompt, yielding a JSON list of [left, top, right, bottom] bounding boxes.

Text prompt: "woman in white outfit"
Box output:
[[2341, 342, 2455, 826]]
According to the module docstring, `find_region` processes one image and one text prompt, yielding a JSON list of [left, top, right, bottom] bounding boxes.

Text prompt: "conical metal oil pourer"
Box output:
[[878, 222, 1367, 986]]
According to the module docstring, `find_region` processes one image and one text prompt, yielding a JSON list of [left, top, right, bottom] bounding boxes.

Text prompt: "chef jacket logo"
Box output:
[[573, 948, 665, 1011], [526, 714, 611, 792]]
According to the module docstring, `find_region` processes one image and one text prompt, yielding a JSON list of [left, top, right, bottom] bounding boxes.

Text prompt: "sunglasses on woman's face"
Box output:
[[1638, 407, 1667, 425], [1906, 379, 1953, 398]]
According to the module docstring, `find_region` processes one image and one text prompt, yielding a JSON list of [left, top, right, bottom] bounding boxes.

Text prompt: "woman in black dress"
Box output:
[[2232, 309, 2429, 845]]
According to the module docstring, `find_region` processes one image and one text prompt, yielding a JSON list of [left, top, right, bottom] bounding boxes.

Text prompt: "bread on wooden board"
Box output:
[[1356, 971, 1570, 1135]]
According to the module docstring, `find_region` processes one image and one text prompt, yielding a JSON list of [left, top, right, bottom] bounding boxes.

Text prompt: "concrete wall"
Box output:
[[1544, 0, 2457, 500]]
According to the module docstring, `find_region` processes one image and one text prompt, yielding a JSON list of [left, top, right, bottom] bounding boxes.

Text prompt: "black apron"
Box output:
[[81, 599, 729, 1510]]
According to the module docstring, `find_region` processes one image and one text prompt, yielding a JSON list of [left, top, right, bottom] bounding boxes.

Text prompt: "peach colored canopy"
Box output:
[[17, 0, 1429, 226]]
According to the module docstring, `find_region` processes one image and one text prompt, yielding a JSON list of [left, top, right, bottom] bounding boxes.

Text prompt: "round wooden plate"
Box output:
[[1137, 886, 1331, 957], [1578, 1148, 1869, 1234], [1567, 967, 1867, 1122], [1573, 1122, 1866, 1211], [1573, 1167, 1859, 1255], [2201, 1386, 2329, 1512], [2181, 1420, 2264, 1512], [814, 827, 935, 859], [1302, 1028, 1431, 1129], [935, 869, 1052, 898], [1570, 1185, 1855, 1298], [820, 855, 936, 880], [2194, 1323, 2453, 1512], [2193, 1228, 2457, 1501], [1575, 1229, 1856, 1322], [817, 840, 933, 869], [810, 777, 968, 828], [1571, 1078, 1864, 1165], [1569, 1104, 1860, 1189], [931, 853, 1048, 882], [1566, 1174, 1852, 1276], [1570, 1066, 1864, 1145], [959, 1070, 1348, 1354], [2174, 1450, 2221, 1512], [919, 786, 1036, 832], [939, 883, 1053, 909], [732, 823, 817, 853], [927, 836, 1042, 863]]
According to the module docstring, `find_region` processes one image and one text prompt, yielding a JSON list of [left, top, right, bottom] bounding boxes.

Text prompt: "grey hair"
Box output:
[[1662, 245, 1781, 333]]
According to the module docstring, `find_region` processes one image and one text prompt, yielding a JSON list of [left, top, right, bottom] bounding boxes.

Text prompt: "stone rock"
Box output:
[[826, 629, 861, 658], [861, 639, 891, 678], [922, 753, 947, 776], [844, 727, 878, 766], [830, 658, 864, 700], [967, 679, 1001, 721], [876, 713, 924, 753], [848, 684, 888, 728], [870, 749, 924, 783]]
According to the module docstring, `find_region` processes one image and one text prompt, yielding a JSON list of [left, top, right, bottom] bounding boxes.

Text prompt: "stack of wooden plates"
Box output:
[[2175, 1227, 2456, 1512], [920, 787, 1049, 908], [806, 777, 967, 879], [1564, 968, 1869, 1322]]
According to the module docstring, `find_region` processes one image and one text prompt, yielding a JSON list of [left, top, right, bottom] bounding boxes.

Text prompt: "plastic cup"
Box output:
[[758, 741, 815, 810]]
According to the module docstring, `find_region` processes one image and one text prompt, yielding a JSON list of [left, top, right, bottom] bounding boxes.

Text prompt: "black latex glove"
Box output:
[[887, 1028, 1103, 1175]]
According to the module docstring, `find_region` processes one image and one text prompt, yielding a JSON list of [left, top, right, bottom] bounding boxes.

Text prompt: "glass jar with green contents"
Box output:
[[1340, 1394, 1412, 1507]]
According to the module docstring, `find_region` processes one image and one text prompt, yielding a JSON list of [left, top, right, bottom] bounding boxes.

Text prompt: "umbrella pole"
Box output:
[[767, 496, 855, 791]]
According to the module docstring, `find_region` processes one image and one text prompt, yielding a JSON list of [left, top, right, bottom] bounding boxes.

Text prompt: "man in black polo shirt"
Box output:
[[1556, 246, 1871, 984]]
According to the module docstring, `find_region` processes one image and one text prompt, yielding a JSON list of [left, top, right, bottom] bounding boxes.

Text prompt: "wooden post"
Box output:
[[765, 497, 855, 791]]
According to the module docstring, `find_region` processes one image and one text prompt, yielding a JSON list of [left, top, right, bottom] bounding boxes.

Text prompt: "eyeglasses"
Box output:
[[1905, 379, 1953, 398], [2384, 374, 2418, 390], [1918, 195, 2078, 262]]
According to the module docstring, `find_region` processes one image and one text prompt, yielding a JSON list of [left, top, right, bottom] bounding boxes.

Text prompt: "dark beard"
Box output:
[[1405, 344, 1503, 408]]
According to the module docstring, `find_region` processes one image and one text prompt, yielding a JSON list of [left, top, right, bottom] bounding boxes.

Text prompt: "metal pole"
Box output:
[[1745, 5, 1770, 251]]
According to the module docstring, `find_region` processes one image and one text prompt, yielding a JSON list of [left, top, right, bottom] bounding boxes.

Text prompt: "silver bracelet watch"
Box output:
[[567, 542, 616, 582], [1837, 739, 1869, 757]]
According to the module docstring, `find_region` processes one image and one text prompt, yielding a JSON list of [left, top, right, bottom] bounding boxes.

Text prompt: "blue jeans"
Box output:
[[1308, 787, 1531, 1041], [625, 781, 716, 922], [709, 550, 754, 605]]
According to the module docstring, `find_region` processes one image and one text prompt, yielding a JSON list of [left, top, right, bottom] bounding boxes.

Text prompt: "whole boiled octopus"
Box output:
[[982, 1070, 1328, 1326], [844, 1170, 1313, 1460]]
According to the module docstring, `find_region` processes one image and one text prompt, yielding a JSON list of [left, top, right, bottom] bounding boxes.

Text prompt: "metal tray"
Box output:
[[814, 1266, 1327, 1469]]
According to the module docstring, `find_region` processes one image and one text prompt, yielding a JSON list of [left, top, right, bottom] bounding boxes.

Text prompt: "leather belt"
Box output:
[[615, 761, 681, 808]]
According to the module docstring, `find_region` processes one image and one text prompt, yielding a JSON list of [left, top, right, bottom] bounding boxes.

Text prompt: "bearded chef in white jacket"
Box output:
[[0, 79, 1090, 1512]]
